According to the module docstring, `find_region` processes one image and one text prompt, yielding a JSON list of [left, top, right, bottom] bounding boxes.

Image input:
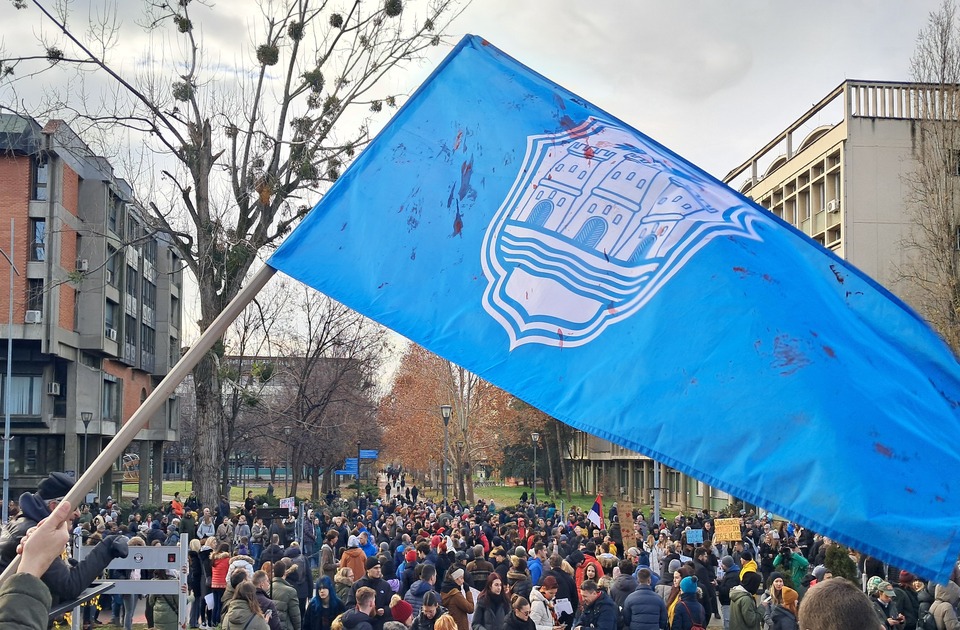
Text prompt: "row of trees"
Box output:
[[379, 343, 578, 503], [170, 277, 387, 500]]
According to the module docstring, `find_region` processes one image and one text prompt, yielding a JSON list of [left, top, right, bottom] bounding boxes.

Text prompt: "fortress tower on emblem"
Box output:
[[481, 118, 761, 348]]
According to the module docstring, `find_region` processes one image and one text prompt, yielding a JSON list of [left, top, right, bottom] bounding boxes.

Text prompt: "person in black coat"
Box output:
[[693, 548, 719, 621], [574, 581, 617, 630], [504, 595, 536, 630]]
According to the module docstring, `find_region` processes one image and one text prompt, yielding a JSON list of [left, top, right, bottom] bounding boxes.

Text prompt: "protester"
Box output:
[[305, 576, 347, 630], [473, 573, 510, 630], [505, 596, 536, 630], [622, 568, 667, 630], [224, 581, 273, 630]]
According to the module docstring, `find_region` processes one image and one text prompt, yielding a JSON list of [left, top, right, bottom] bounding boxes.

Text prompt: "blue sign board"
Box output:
[[359, 450, 379, 459]]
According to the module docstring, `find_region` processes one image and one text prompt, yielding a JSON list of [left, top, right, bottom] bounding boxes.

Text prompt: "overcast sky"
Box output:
[[440, 0, 944, 177], [0, 0, 946, 178], [0, 0, 947, 346]]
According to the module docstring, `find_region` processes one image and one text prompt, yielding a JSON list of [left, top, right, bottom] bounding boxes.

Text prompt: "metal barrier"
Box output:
[[71, 538, 188, 629]]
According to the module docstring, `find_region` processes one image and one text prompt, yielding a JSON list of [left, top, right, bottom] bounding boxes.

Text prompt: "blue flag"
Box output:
[[269, 35, 960, 581]]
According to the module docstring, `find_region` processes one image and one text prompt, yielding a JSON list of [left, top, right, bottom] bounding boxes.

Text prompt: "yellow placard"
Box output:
[[714, 517, 742, 542]]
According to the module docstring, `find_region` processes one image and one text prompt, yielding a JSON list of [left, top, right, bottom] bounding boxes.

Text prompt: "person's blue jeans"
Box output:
[[251, 542, 263, 566], [122, 594, 137, 630], [211, 588, 225, 625]]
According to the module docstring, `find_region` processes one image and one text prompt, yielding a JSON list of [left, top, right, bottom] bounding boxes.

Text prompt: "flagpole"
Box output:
[[0, 264, 277, 585]]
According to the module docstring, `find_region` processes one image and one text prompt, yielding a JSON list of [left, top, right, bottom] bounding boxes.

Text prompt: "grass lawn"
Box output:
[[122, 480, 680, 520]]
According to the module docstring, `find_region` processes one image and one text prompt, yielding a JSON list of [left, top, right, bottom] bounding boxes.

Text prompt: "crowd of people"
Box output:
[[0, 470, 957, 630]]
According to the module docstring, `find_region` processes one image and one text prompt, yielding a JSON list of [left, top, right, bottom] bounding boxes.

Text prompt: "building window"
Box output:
[[108, 196, 122, 235], [124, 314, 137, 345], [9, 436, 64, 475], [105, 300, 118, 334], [28, 219, 45, 261], [170, 295, 180, 329], [143, 238, 157, 264], [26, 279, 43, 313], [102, 379, 120, 422], [125, 268, 138, 297], [141, 280, 156, 310], [32, 156, 48, 201], [140, 324, 155, 354], [106, 247, 118, 286], [1, 375, 42, 415]]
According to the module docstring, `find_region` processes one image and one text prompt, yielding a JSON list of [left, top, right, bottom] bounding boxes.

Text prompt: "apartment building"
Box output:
[[0, 114, 182, 504]]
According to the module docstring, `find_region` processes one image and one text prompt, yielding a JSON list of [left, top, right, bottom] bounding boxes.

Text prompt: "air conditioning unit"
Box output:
[[827, 199, 840, 213], [106, 269, 113, 284], [46, 382, 60, 396], [76, 258, 89, 272], [105, 327, 118, 341], [24, 310, 42, 324]]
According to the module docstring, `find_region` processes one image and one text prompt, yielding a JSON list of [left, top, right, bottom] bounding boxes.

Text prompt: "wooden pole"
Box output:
[[0, 264, 277, 584]]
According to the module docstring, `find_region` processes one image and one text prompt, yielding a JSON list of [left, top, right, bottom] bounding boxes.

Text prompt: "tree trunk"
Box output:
[[191, 350, 224, 511], [465, 457, 475, 504], [311, 466, 320, 501], [544, 435, 556, 498]]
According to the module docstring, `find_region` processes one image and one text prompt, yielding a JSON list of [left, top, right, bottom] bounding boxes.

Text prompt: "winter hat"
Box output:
[[37, 472, 74, 501], [741, 571, 762, 594], [680, 576, 698, 594], [721, 555, 734, 569], [391, 598, 414, 623], [541, 576, 559, 590], [813, 565, 827, 581], [380, 542, 390, 552], [348, 535, 360, 548], [667, 559, 682, 574], [449, 568, 464, 581], [365, 557, 381, 571], [405, 549, 417, 563], [899, 570, 918, 585], [515, 546, 526, 558], [781, 587, 799, 615], [866, 576, 884, 596]]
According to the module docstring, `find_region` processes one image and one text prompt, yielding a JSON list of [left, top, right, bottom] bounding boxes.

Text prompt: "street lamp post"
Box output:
[[356, 440, 361, 500], [440, 405, 452, 506], [456, 440, 464, 501], [81, 412, 93, 481], [531, 432, 540, 505], [283, 426, 292, 496]]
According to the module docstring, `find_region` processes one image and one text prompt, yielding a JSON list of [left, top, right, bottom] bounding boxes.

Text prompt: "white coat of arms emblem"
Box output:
[[481, 118, 762, 349]]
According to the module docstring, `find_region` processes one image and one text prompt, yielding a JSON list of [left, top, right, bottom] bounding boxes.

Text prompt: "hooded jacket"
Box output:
[[441, 578, 475, 630], [340, 545, 368, 587], [222, 598, 271, 630], [529, 587, 557, 630], [931, 582, 960, 630], [729, 586, 763, 630], [404, 579, 434, 616], [609, 573, 638, 609], [272, 576, 303, 630]]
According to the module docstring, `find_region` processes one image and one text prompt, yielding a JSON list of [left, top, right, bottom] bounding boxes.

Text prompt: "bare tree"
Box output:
[[2, 0, 462, 507], [268, 285, 386, 499], [903, 0, 960, 353]]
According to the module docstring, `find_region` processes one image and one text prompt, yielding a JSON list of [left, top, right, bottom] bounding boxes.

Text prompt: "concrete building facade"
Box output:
[[0, 114, 182, 505]]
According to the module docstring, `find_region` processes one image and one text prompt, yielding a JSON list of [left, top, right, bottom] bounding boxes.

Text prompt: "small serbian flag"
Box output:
[[587, 494, 604, 529]]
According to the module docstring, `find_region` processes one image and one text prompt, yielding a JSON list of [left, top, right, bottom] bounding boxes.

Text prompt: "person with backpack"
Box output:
[[930, 582, 960, 630], [669, 576, 706, 630], [895, 572, 921, 629]]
